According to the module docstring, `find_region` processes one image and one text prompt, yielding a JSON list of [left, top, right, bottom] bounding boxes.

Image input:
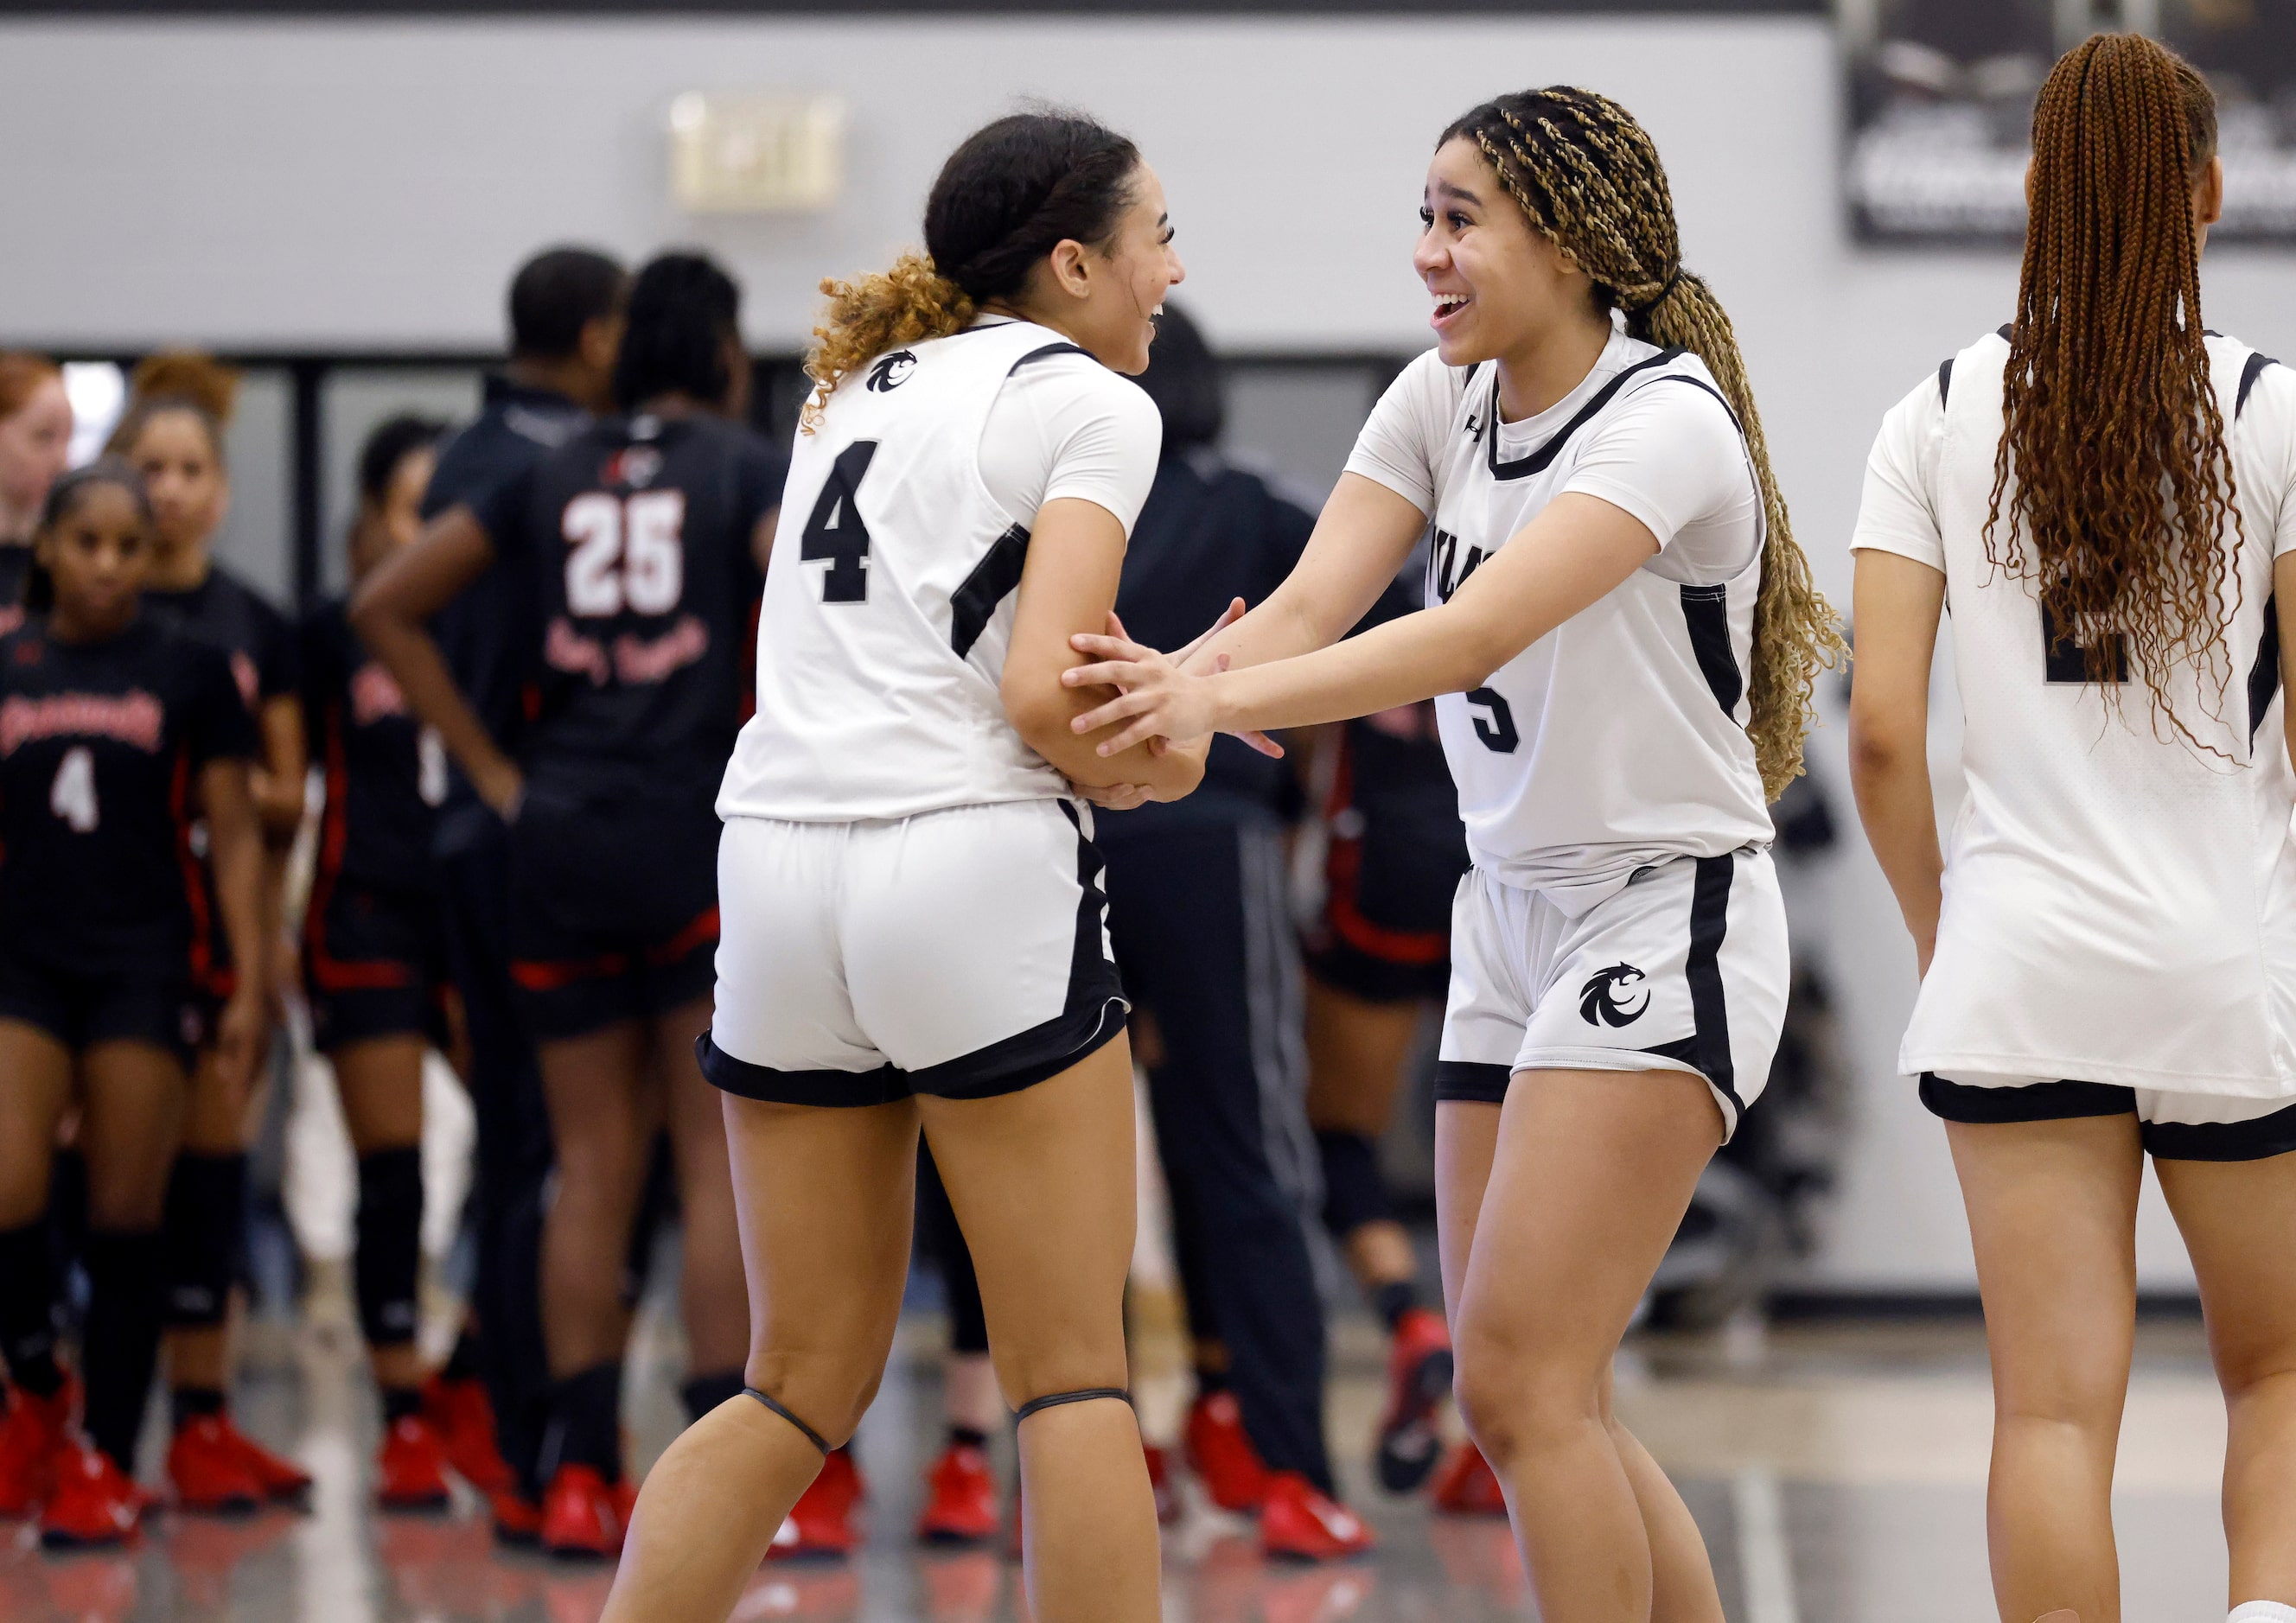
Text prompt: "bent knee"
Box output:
[[1451, 1336, 1602, 1467], [990, 1345, 1130, 1416], [743, 1349, 884, 1448]]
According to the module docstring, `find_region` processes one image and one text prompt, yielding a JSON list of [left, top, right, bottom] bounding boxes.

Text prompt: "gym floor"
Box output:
[[0, 1304, 2230, 1622]]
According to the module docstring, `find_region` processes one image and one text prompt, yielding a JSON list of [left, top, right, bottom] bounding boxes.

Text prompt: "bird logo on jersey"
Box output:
[[1579, 963, 1651, 1028], [867, 351, 919, 392], [604, 445, 664, 489]]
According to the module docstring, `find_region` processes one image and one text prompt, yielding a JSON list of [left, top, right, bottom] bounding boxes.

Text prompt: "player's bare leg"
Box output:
[[1944, 1115, 2143, 1623], [651, 995, 749, 1379], [1438, 1070, 1726, 1623], [0, 1022, 72, 1227], [1304, 976, 1424, 1290], [603, 1093, 919, 1623], [536, 1022, 657, 1377]]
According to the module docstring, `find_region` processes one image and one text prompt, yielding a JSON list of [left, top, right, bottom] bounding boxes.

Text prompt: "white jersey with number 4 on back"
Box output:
[[719, 319, 1158, 824], [1852, 328, 2296, 1096], [1345, 329, 1773, 916]]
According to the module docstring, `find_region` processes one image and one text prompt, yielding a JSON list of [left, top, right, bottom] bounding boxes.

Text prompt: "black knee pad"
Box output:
[[354, 1147, 424, 1348], [81, 1231, 165, 1471], [1316, 1130, 1393, 1238], [679, 1369, 744, 1423], [1014, 1387, 1132, 1424], [0, 1224, 59, 1381], [163, 1152, 246, 1328]]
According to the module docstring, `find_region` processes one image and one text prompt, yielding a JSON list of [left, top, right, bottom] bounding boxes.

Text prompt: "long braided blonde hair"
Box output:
[[1443, 88, 1844, 799]]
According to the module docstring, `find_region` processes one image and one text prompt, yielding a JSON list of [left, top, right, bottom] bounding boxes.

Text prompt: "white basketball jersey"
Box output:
[[1400, 343, 1772, 914], [719, 321, 1096, 824], [1903, 328, 2296, 1094]]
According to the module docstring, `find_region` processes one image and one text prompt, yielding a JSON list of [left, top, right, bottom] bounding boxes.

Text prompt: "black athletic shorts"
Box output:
[[1303, 718, 1469, 1006], [1920, 1072, 2296, 1162], [0, 952, 201, 1065], [507, 792, 720, 1042], [303, 876, 450, 1053]]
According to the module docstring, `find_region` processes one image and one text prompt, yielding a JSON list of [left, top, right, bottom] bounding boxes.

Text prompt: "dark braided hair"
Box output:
[[1441, 86, 1843, 799], [1987, 35, 2235, 748], [613, 251, 743, 412], [803, 111, 1139, 430]]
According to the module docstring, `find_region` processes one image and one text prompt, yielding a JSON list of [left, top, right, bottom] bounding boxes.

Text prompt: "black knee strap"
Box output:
[[1014, 1387, 1132, 1424], [743, 1386, 830, 1454]]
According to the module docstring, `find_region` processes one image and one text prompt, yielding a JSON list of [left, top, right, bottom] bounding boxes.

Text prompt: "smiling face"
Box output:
[[124, 406, 229, 559], [1021, 162, 1186, 376], [39, 481, 150, 640], [1416, 137, 1601, 371]]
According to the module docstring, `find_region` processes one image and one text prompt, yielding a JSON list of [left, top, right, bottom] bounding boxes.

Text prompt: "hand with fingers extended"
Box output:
[[1065, 600, 1283, 763]]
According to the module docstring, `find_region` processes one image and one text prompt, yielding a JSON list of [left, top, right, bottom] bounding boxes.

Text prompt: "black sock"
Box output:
[[546, 1363, 623, 1482], [83, 1232, 165, 1472], [679, 1368, 744, 1423], [0, 1222, 63, 1398], [172, 1384, 226, 1430], [949, 1425, 988, 1452], [1373, 1280, 1419, 1332], [381, 1386, 424, 1426], [442, 1327, 482, 1384], [1195, 1365, 1229, 1397]]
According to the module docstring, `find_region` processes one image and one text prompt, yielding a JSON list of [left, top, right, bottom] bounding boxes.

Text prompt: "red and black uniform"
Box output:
[[0, 545, 32, 638], [299, 597, 449, 1052], [470, 411, 781, 1040], [145, 566, 297, 1009], [0, 614, 258, 1060]]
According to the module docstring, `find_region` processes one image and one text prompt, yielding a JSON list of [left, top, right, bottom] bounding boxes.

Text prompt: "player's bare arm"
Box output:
[[1845, 549, 1945, 975]]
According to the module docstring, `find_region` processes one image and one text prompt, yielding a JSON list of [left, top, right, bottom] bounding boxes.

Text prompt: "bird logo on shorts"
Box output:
[[867, 350, 919, 392], [1579, 963, 1651, 1027]]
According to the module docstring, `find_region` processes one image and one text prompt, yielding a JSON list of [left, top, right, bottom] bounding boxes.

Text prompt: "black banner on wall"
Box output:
[[1846, 1, 2296, 242]]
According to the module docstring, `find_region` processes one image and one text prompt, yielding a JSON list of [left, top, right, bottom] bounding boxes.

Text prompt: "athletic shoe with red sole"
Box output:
[[769, 1447, 862, 1559], [222, 1417, 314, 1503], [1143, 1442, 1180, 1525], [1258, 1470, 1374, 1562], [375, 1415, 454, 1510], [1183, 1391, 1270, 1513], [167, 1416, 265, 1513], [40, 1439, 148, 1548], [1374, 1307, 1454, 1493], [1430, 1441, 1508, 1518], [0, 1379, 75, 1517], [490, 1487, 543, 1546], [539, 1464, 626, 1559], [915, 1442, 998, 1544], [421, 1373, 514, 1494]]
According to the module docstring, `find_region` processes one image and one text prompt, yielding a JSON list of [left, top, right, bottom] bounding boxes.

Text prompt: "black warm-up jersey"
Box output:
[[472, 412, 783, 807], [302, 597, 439, 894], [0, 546, 32, 638], [147, 565, 298, 717], [0, 615, 258, 974]]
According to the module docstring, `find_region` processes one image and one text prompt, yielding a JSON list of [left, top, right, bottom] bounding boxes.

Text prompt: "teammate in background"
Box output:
[[0, 461, 265, 1544], [0, 356, 73, 620], [402, 245, 628, 1542], [302, 413, 512, 1509], [1096, 302, 1370, 1556], [356, 251, 775, 1559], [1849, 38, 2296, 1623], [109, 355, 315, 1512], [600, 112, 1196, 1623], [1062, 87, 1841, 1622], [1295, 570, 1486, 1509]]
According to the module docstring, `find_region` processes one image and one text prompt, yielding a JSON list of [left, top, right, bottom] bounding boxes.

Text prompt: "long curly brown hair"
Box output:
[[1441, 88, 1844, 800], [1989, 35, 2235, 742]]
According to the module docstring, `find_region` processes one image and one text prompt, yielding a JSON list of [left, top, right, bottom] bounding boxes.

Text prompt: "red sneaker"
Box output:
[[1430, 1442, 1508, 1518], [916, 1442, 998, 1544], [168, 1416, 265, 1513], [421, 1374, 513, 1494], [375, 1415, 453, 1511], [1374, 1307, 1454, 1494], [40, 1438, 146, 1548], [218, 1416, 313, 1503], [0, 1379, 74, 1517], [490, 1486, 543, 1546], [539, 1464, 626, 1559], [1143, 1442, 1180, 1525], [1259, 1471, 1374, 1561], [1183, 1391, 1269, 1513], [769, 1447, 861, 1559]]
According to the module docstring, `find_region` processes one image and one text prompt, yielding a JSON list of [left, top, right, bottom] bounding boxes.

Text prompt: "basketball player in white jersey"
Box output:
[[1850, 35, 2296, 1623], [599, 111, 1196, 1623], [1064, 88, 1841, 1623]]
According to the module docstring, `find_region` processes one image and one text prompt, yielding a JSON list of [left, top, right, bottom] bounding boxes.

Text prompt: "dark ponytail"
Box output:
[[612, 251, 743, 413], [803, 110, 1140, 430], [28, 457, 153, 614]]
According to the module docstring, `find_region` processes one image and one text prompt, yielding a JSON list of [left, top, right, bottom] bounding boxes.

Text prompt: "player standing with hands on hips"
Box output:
[[1849, 35, 2296, 1623], [1064, 87, 1840, 1622]]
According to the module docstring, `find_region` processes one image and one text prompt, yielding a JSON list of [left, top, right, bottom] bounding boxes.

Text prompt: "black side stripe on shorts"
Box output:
[[2250, 593, 2281, 746], [2239, 351, 2281, 419], [1679, 584, 1744, 716], [950, 523, 1030, 659], [1486, 348, 1684, 482], [1640, 855, 1741, 1122]]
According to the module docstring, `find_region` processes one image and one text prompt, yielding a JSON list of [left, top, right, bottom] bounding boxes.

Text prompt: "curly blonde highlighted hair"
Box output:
[[802, 254, 975, 432], [1443, 87, 1845, 800]]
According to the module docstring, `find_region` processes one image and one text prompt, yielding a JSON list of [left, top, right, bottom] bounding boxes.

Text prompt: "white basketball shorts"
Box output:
[[700, 798, 1127, 1105], [1433, 846, 1789, 1140]]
